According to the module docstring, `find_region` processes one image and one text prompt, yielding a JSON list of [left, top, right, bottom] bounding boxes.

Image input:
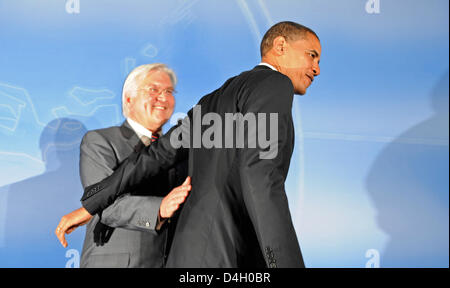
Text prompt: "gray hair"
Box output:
[[122, 63, 177, 118]]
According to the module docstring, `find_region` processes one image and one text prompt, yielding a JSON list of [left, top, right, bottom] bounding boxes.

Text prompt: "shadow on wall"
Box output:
[[0, 118, 87, 267], [366, 71, 449, 267]]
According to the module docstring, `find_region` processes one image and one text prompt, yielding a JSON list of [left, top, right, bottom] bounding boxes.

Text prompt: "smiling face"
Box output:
[[272, 32, 321, 95], [126, 70, 175, 132]]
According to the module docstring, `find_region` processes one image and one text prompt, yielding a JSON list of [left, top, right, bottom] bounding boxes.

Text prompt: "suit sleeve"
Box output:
[[80, 131, 164, 232], [100, 194, 163, 232], [80, 115, 190, 215], [239, 73, 304, 268], [79, 131, 115, 188]]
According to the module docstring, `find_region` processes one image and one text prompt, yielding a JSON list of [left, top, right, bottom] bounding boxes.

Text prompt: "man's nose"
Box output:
[[157, 92, 167, 102], [313, 63, 320, 76]]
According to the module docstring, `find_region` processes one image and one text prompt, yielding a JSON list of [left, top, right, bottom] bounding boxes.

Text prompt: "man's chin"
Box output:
[[155, 118, 169, 128], [292, 82, 309, 95], [294, 88, 307, 95]]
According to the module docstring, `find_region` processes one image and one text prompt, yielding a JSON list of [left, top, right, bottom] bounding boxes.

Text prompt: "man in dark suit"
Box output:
[[55, 63, 190, 267], [59, 21, 321, 267]]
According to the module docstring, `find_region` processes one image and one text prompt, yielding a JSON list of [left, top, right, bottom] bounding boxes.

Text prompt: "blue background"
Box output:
[[0, 0, 448, 267]]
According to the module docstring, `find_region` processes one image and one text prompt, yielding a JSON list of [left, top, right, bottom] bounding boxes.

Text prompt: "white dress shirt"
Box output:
[[258, 62, 278, 72], [127, 117, 155, 140]]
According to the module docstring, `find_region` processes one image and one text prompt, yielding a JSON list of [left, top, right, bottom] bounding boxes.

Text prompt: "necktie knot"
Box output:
[[141, 134, 159, 146], [140, 136, 151, 146]]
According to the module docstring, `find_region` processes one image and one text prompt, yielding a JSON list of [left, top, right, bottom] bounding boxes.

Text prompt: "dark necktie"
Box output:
[[140, 134, 159, 147], [151, 134, 159, 143]]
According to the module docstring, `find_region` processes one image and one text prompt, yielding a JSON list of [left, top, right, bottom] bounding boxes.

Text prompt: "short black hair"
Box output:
[[260, 21, 319, 57]]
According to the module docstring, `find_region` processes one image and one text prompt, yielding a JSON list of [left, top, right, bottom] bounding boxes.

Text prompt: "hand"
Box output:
[[55, 207, 93, 248], [159, 176, 191, 219]]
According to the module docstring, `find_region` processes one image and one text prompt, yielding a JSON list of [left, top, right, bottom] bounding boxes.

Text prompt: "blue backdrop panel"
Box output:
[[0, 0, 448, 267]]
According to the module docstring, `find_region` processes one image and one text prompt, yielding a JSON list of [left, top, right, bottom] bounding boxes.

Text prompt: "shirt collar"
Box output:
[[126, 118, 154, 139], [258, 62, 278, 72]]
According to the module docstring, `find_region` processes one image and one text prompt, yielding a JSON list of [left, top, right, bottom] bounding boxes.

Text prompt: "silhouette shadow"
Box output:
[[0, 118, 87, 267], [366, 71, 449, 267]]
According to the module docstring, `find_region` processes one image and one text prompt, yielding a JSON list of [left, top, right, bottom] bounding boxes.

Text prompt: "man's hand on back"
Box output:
[[159, 176, 191, 219]]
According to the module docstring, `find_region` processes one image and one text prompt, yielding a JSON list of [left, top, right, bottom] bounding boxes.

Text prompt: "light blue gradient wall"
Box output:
[[0, 0, 448, 267]]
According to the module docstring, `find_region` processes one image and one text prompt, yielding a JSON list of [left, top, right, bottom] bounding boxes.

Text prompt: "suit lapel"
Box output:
[[120, 120, 141, 151]]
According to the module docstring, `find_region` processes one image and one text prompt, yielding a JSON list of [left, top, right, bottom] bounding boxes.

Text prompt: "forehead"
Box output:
[[139, 70, 173, 87], [291, 33, 321, 55]]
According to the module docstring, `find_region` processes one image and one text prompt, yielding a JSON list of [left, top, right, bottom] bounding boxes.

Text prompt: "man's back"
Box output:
[[166, 65, 304, 267]]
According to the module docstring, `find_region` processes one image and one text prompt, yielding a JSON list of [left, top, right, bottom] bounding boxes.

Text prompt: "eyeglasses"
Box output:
[[137, 86, 177, 96]]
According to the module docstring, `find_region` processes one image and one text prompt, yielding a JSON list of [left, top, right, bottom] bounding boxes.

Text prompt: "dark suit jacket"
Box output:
[[79, 121, 186, 268], [81, 65, 304, 267]]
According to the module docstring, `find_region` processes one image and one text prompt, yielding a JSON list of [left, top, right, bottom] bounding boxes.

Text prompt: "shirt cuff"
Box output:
[[156, 211, 168, 231]]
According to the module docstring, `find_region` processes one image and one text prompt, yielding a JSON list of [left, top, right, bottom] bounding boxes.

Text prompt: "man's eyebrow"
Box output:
[[306, 49, 319, 57]]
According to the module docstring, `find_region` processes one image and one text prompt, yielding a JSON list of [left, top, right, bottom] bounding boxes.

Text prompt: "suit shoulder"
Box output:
[[237, 69, 294, 113], [82, 125, 121, 146], [233, 68, 293, 98], [248, 69, 293, 91]]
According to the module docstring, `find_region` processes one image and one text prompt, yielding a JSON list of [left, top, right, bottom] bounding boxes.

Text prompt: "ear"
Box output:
[[124, 92, 133, 115], [272, 36, 287, 56]]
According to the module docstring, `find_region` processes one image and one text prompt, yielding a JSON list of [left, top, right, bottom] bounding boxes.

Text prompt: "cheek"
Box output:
[[141, 102, 150, 114], [291, 69, 304, 83], [167, 98, 175, 111], [144, 98, 155, 111], [134, 97, 146, 110]]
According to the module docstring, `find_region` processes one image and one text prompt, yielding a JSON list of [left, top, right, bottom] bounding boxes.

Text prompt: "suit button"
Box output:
[[145, 221, 150, 227]]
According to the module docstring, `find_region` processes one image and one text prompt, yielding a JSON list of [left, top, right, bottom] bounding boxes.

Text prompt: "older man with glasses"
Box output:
[[56, 63, 190, 268]]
